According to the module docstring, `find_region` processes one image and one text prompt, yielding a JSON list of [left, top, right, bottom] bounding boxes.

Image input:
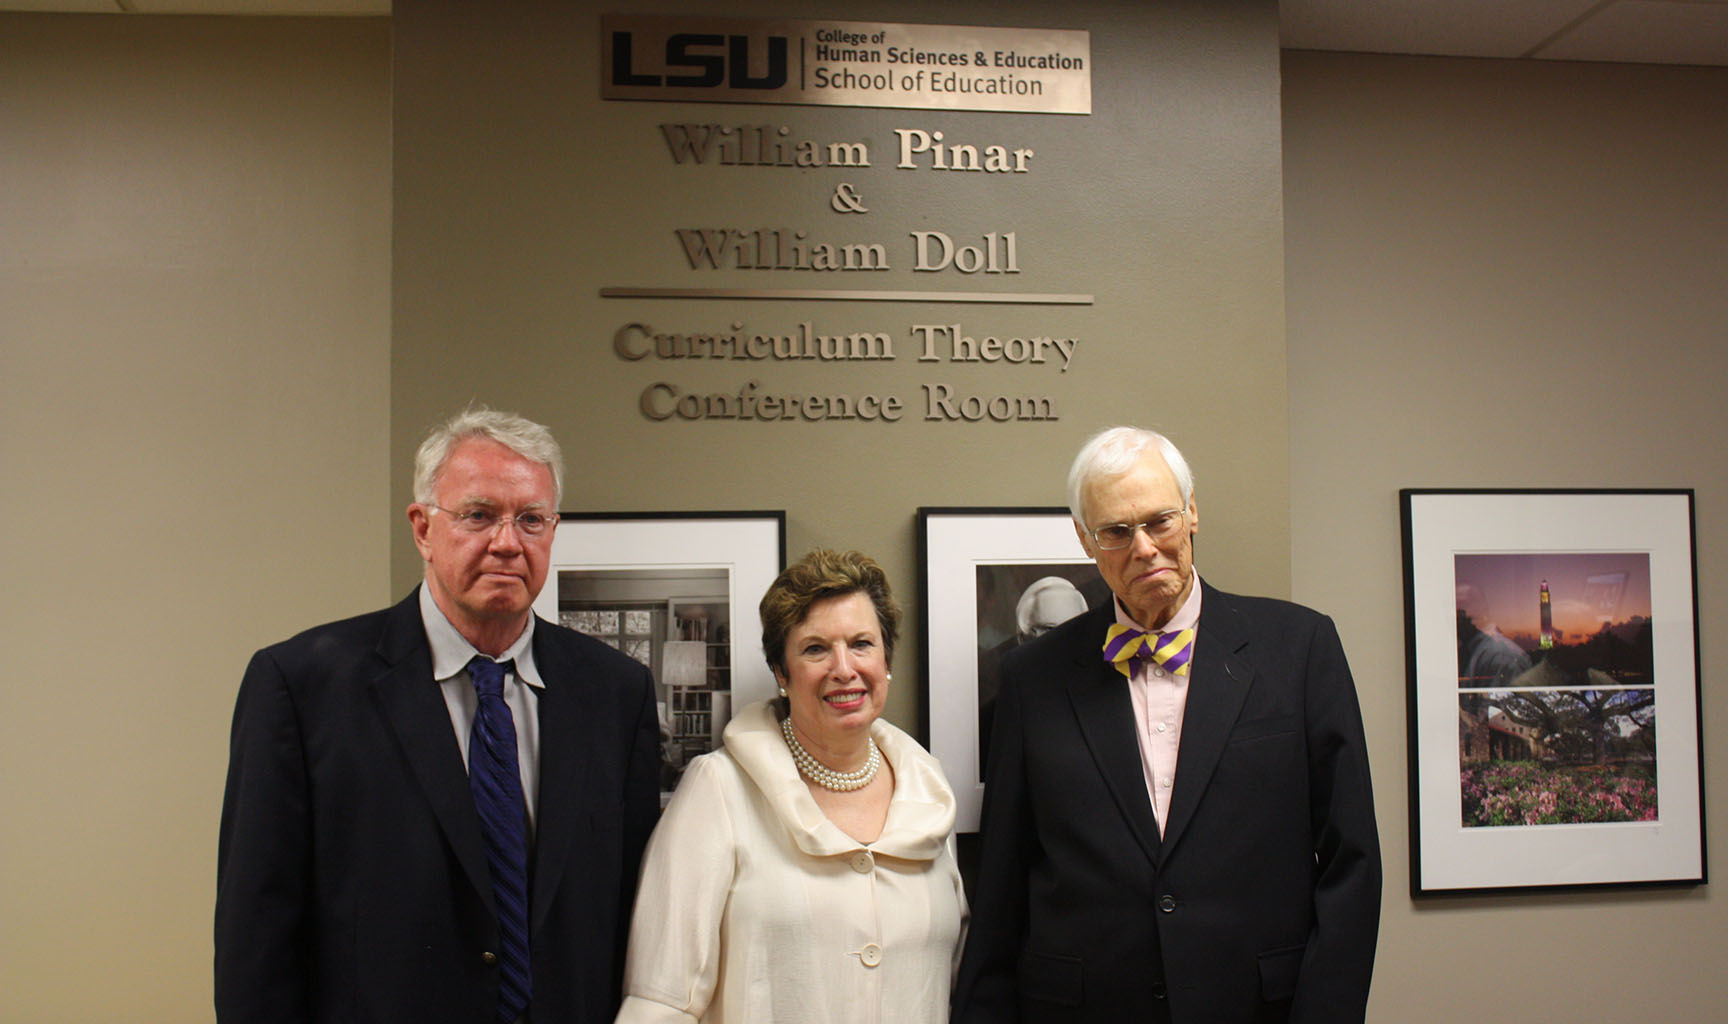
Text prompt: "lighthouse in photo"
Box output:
[[1539, 578, 1555, 650]]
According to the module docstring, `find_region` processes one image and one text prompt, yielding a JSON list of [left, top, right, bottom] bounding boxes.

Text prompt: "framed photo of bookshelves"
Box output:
[[533, 511, 786, 805]]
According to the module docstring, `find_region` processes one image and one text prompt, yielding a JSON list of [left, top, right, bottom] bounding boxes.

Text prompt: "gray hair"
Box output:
[[412, 406, 564, 506], [1066, 426, 1194, 525]]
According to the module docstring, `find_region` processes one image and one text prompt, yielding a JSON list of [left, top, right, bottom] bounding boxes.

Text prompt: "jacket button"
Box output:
[[1151, 981, 1168, 999], [859, 943, 883, 967], [851, 851, 874, 873], [1157, 894, 1177, 913], [481, 951, 498, 966]]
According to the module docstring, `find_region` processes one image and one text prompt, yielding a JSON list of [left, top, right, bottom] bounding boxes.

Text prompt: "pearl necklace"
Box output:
[[780, 714, 881, 792]]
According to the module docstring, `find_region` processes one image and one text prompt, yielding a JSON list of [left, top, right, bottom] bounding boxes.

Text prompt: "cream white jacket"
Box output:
[[616, 700, 967, 1024]]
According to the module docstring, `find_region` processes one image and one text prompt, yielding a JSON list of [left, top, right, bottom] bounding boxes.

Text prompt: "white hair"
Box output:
[[412, 405, 564, 506], [1065, 426, 1194, 524], [1015, 576, 1086, 636]]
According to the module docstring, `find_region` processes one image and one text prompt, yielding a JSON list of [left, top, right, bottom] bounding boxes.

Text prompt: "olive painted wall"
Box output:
[[390, 0, 1292, 734]]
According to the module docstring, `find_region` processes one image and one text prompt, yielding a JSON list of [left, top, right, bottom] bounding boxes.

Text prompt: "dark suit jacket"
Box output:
[[953, 582, 1380, 1024], [216, 590, 661, 1024]]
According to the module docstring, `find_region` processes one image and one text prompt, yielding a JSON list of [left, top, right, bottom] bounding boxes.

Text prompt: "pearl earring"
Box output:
[[777, 686, 787, 698]]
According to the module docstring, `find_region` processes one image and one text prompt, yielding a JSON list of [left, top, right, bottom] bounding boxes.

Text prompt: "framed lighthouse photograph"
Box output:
[[1400, 489, 1703, 895]]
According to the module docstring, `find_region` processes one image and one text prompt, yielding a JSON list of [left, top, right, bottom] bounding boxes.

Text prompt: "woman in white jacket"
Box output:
[[617, 549, 966, 1024]]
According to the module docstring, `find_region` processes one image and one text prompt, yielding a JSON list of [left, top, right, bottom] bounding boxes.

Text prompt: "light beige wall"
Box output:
[[1283, 51, 1728, 1020], [0, 15, 392, 1022], [392, 0, 1292, 732]]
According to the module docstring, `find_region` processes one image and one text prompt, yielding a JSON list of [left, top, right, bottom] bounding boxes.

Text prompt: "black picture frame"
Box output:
[[917, 506, 1104, 832], [536, 511, 786, 805], [1400, 488, 1704, 895]]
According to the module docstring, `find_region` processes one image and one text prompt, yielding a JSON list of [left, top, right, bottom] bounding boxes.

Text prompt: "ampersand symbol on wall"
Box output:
[[830, 182, 868, 214]]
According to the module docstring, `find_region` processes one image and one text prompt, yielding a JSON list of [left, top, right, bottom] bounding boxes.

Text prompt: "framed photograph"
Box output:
[[1401, 489, 1704, 894], [919, 507, 1108, 832], [533, 511, 786, 805]]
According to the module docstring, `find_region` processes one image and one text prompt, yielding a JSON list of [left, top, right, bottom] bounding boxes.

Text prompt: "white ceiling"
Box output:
[[2, 0, 1724, 67]]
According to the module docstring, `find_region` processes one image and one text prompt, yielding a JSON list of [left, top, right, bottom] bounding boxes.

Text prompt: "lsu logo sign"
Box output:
[[604, 16, 792, 100], [600, 15, 1091, 115]]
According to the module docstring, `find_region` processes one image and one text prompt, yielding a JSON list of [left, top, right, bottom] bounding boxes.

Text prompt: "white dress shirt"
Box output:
[[418, 583, 545, 831]]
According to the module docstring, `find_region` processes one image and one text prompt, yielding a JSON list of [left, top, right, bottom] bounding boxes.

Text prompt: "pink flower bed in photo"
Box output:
[[1460, 762, 1658, 827]]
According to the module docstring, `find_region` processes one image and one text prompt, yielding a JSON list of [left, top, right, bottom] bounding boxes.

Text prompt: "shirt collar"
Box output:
[[417, 582, 544, 689], [1113, 568, 1203, 635]]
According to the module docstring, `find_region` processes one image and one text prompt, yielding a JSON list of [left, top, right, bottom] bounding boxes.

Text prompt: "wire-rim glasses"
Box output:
[[1086, 508, 1188, 550], [426, 503, 559, 538]]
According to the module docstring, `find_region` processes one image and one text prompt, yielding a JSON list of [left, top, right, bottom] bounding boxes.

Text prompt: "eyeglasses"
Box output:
[[1085, 508, 1188, 551], [427, 503, 559, 537]]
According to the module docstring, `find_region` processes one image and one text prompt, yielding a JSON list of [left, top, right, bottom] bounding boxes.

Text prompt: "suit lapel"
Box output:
[[368, 593, 493, 912], [1160, 582, 1253, 858], [526, 624, 592, 931], [1065, 605, 1163, 865]]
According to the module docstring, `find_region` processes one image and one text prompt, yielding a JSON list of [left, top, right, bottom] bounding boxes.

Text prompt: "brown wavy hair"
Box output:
[[759, 549, 900, 677]]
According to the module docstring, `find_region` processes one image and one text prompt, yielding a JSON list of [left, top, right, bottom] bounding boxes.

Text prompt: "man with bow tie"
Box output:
[[954, 426, 1381, 1024]]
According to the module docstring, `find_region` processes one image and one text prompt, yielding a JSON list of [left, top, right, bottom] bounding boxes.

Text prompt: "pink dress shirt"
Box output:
[[1117, 573, 1203, 834]]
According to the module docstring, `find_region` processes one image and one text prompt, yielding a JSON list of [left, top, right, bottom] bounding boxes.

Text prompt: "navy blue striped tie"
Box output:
[[468, 656, 532, 1023]]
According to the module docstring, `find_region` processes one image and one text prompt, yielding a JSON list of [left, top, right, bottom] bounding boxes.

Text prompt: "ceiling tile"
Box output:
[[1538, 1, 1728, 66], [1283, 0, 1608, 58]]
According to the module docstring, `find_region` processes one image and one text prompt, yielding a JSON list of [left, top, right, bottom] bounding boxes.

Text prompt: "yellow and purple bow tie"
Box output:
[[1103, 624, 1195, 678]]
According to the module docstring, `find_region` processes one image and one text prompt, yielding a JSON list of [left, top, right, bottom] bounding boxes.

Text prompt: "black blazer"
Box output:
[[953, 581, 1381, 1024], [216, 591, 661, 1024]]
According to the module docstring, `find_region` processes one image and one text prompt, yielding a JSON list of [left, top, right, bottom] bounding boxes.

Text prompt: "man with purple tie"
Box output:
[[217, 407, 659, 1024], [954, 426, 1381, 1024]]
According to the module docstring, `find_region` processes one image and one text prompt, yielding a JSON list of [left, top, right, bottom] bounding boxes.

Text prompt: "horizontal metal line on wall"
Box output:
[[599, 287, 1093, 305]]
